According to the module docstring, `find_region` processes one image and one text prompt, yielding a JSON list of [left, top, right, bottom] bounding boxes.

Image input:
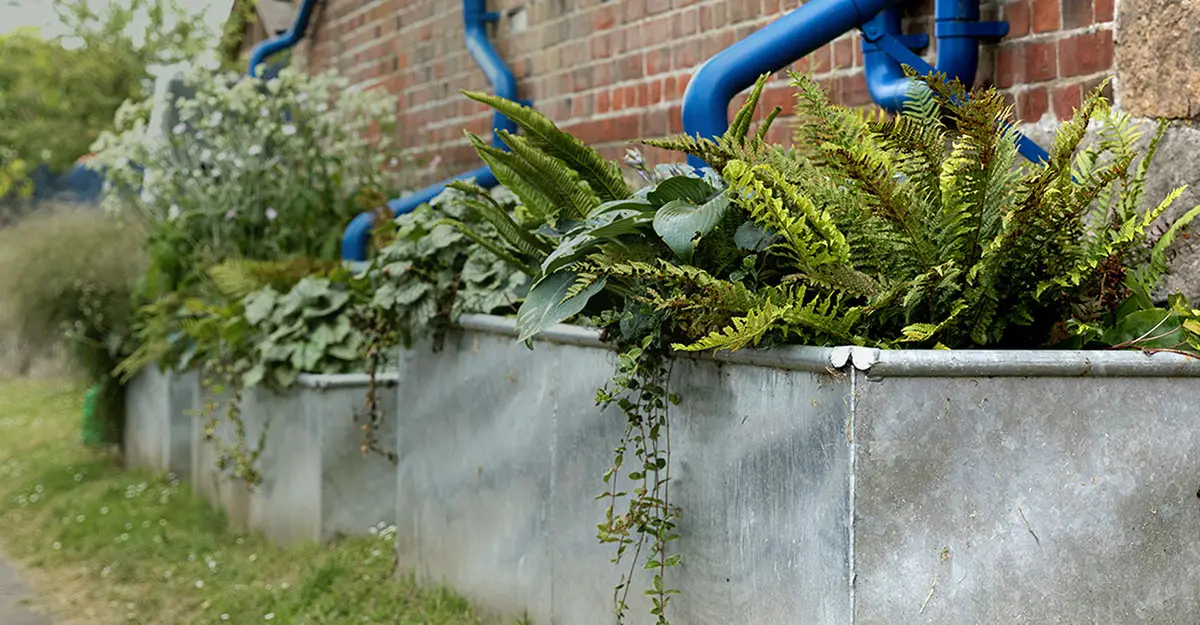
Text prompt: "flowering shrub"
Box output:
[[90, 67, 410, 297]]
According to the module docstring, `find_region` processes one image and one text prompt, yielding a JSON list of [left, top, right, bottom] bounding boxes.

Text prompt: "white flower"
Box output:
[[208, 111, 224, 126], [265, 208, 278, 221], [260, 107, 269, 117], [248, 144, 263, 156], [220, 615, 229, 621], [226, 208, 237, 220], [172, 123, 187, 135], [264, 614, 275, 621], [200, 149, 213, 162], [168, 204, 181, 221], [281, 124, 297, 137], [194, 580, 205, 589]]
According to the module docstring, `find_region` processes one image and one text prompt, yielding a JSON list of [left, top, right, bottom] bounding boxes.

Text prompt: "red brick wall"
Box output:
[[294, 0, 1115, 185]]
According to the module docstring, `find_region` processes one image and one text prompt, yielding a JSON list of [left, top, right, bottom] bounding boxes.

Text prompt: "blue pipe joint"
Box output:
[[247, 0, 320, 77], [861, 9, 928, 112], [934, 0, 1008, 86], [341, 166, 499, 262], [680, 0, 906, 168]]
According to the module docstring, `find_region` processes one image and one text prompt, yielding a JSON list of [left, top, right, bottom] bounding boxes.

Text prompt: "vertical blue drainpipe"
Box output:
[[247, 0, 320, 78], [340, 0, 526, 262], [680, 0, 905, 169], [863, 0, 1003, 113]]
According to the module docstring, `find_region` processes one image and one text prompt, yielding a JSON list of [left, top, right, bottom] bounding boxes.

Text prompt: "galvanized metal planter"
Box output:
[[188, 372, 400, 544], [123, 365, 200, 480], [394, 314, 1200, 624]]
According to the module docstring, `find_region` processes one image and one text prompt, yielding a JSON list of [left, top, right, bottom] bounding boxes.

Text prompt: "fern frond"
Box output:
[[723, 159, 851, 270], [673, 298, 786, 352], [563, 272, 600, 302], [461, 91, 631, 201], [497, 130, 602, 218], [730, 74, 770, 143], [755, 107, 783, 144], [438, 218, 539, 275], [467, 133, 559, 221], [458, 197, 553, 260]]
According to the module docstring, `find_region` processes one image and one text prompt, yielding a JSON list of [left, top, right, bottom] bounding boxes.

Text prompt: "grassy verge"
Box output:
[[0, 377, 508, 625]]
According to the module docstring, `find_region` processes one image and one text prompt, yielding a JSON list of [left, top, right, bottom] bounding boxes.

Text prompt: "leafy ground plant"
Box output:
[[0, 377, 520, 625]]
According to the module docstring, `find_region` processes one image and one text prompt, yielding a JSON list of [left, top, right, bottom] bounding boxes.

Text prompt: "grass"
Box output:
[[0, 377, 511, 625]]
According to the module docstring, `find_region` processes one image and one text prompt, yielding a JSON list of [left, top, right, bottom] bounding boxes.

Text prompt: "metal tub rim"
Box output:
[[455, 314, 1200, 378]]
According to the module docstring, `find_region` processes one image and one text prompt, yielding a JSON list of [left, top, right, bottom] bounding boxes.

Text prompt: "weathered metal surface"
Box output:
[[398, 315, 1200, 624], [187, 373, 398, 543], [126, 314, 1200, 622], [123, 366, 198, 480], [852, 375, 1200, 623], [395, 324, 852, 624]]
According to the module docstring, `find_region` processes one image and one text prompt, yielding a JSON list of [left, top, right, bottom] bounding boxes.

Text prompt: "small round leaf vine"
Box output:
[[595, 307, 682, 623]]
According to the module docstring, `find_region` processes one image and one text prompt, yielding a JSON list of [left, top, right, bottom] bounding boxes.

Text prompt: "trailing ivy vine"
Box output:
[[595, 309, 682, 622]]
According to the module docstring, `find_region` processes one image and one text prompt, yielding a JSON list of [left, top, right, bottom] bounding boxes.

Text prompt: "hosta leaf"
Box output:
[[734, 220, 772, 251], [310, 323, 338, 349], [595, 198, 655, 214], [647, 175, 715, 206], [306, 290, 351, 318], [515, 271, 607, 342], [652, 191, 731, 261], [242, 290, 277, 326]]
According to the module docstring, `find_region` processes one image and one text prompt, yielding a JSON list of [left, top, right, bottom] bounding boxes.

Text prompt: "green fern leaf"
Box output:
[[461, 91, 631, 201]]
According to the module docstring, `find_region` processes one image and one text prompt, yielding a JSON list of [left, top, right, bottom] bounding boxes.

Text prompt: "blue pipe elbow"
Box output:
[[862, 9, 918, 112], [681, 0, 905, 168], [342, 166, 498, 262], [247, 0, 319, 77], [464, 0, 520, 146], [342, 0, 527, 261]]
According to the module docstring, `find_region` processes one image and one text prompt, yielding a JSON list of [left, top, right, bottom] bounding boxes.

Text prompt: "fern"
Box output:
[[462, 91, 631, 201], [439, 218, 539, 276]]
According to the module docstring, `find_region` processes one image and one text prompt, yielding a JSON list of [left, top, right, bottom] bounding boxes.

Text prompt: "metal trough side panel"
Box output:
[[124, 366, 198, 480], [304, 373, 400, 542], [395, 321, 854, 623], [852, 367, 1200, 623]]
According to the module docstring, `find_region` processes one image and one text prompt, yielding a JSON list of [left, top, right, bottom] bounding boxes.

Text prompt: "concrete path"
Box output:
[[0, 557, 51, 624]]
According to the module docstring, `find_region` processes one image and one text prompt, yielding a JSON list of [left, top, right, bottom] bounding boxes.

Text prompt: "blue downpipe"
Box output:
[[341, 0, 524, 262], [680, 0, 906, 169], [863, 0, 999, 112], [862, 9, 916, 112], [935, 0, 987, 85], [247, 0, 320, 77]]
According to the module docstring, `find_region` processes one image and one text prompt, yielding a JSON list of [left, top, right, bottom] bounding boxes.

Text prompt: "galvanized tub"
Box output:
[[123, 365, 199, 480], [393, 314, 1200, 624], [188, 372, 399, 544]]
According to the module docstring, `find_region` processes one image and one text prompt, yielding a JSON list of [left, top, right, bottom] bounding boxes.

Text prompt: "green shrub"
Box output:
[[90, 67, 410, 300], [0, 205, 147, 439]]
